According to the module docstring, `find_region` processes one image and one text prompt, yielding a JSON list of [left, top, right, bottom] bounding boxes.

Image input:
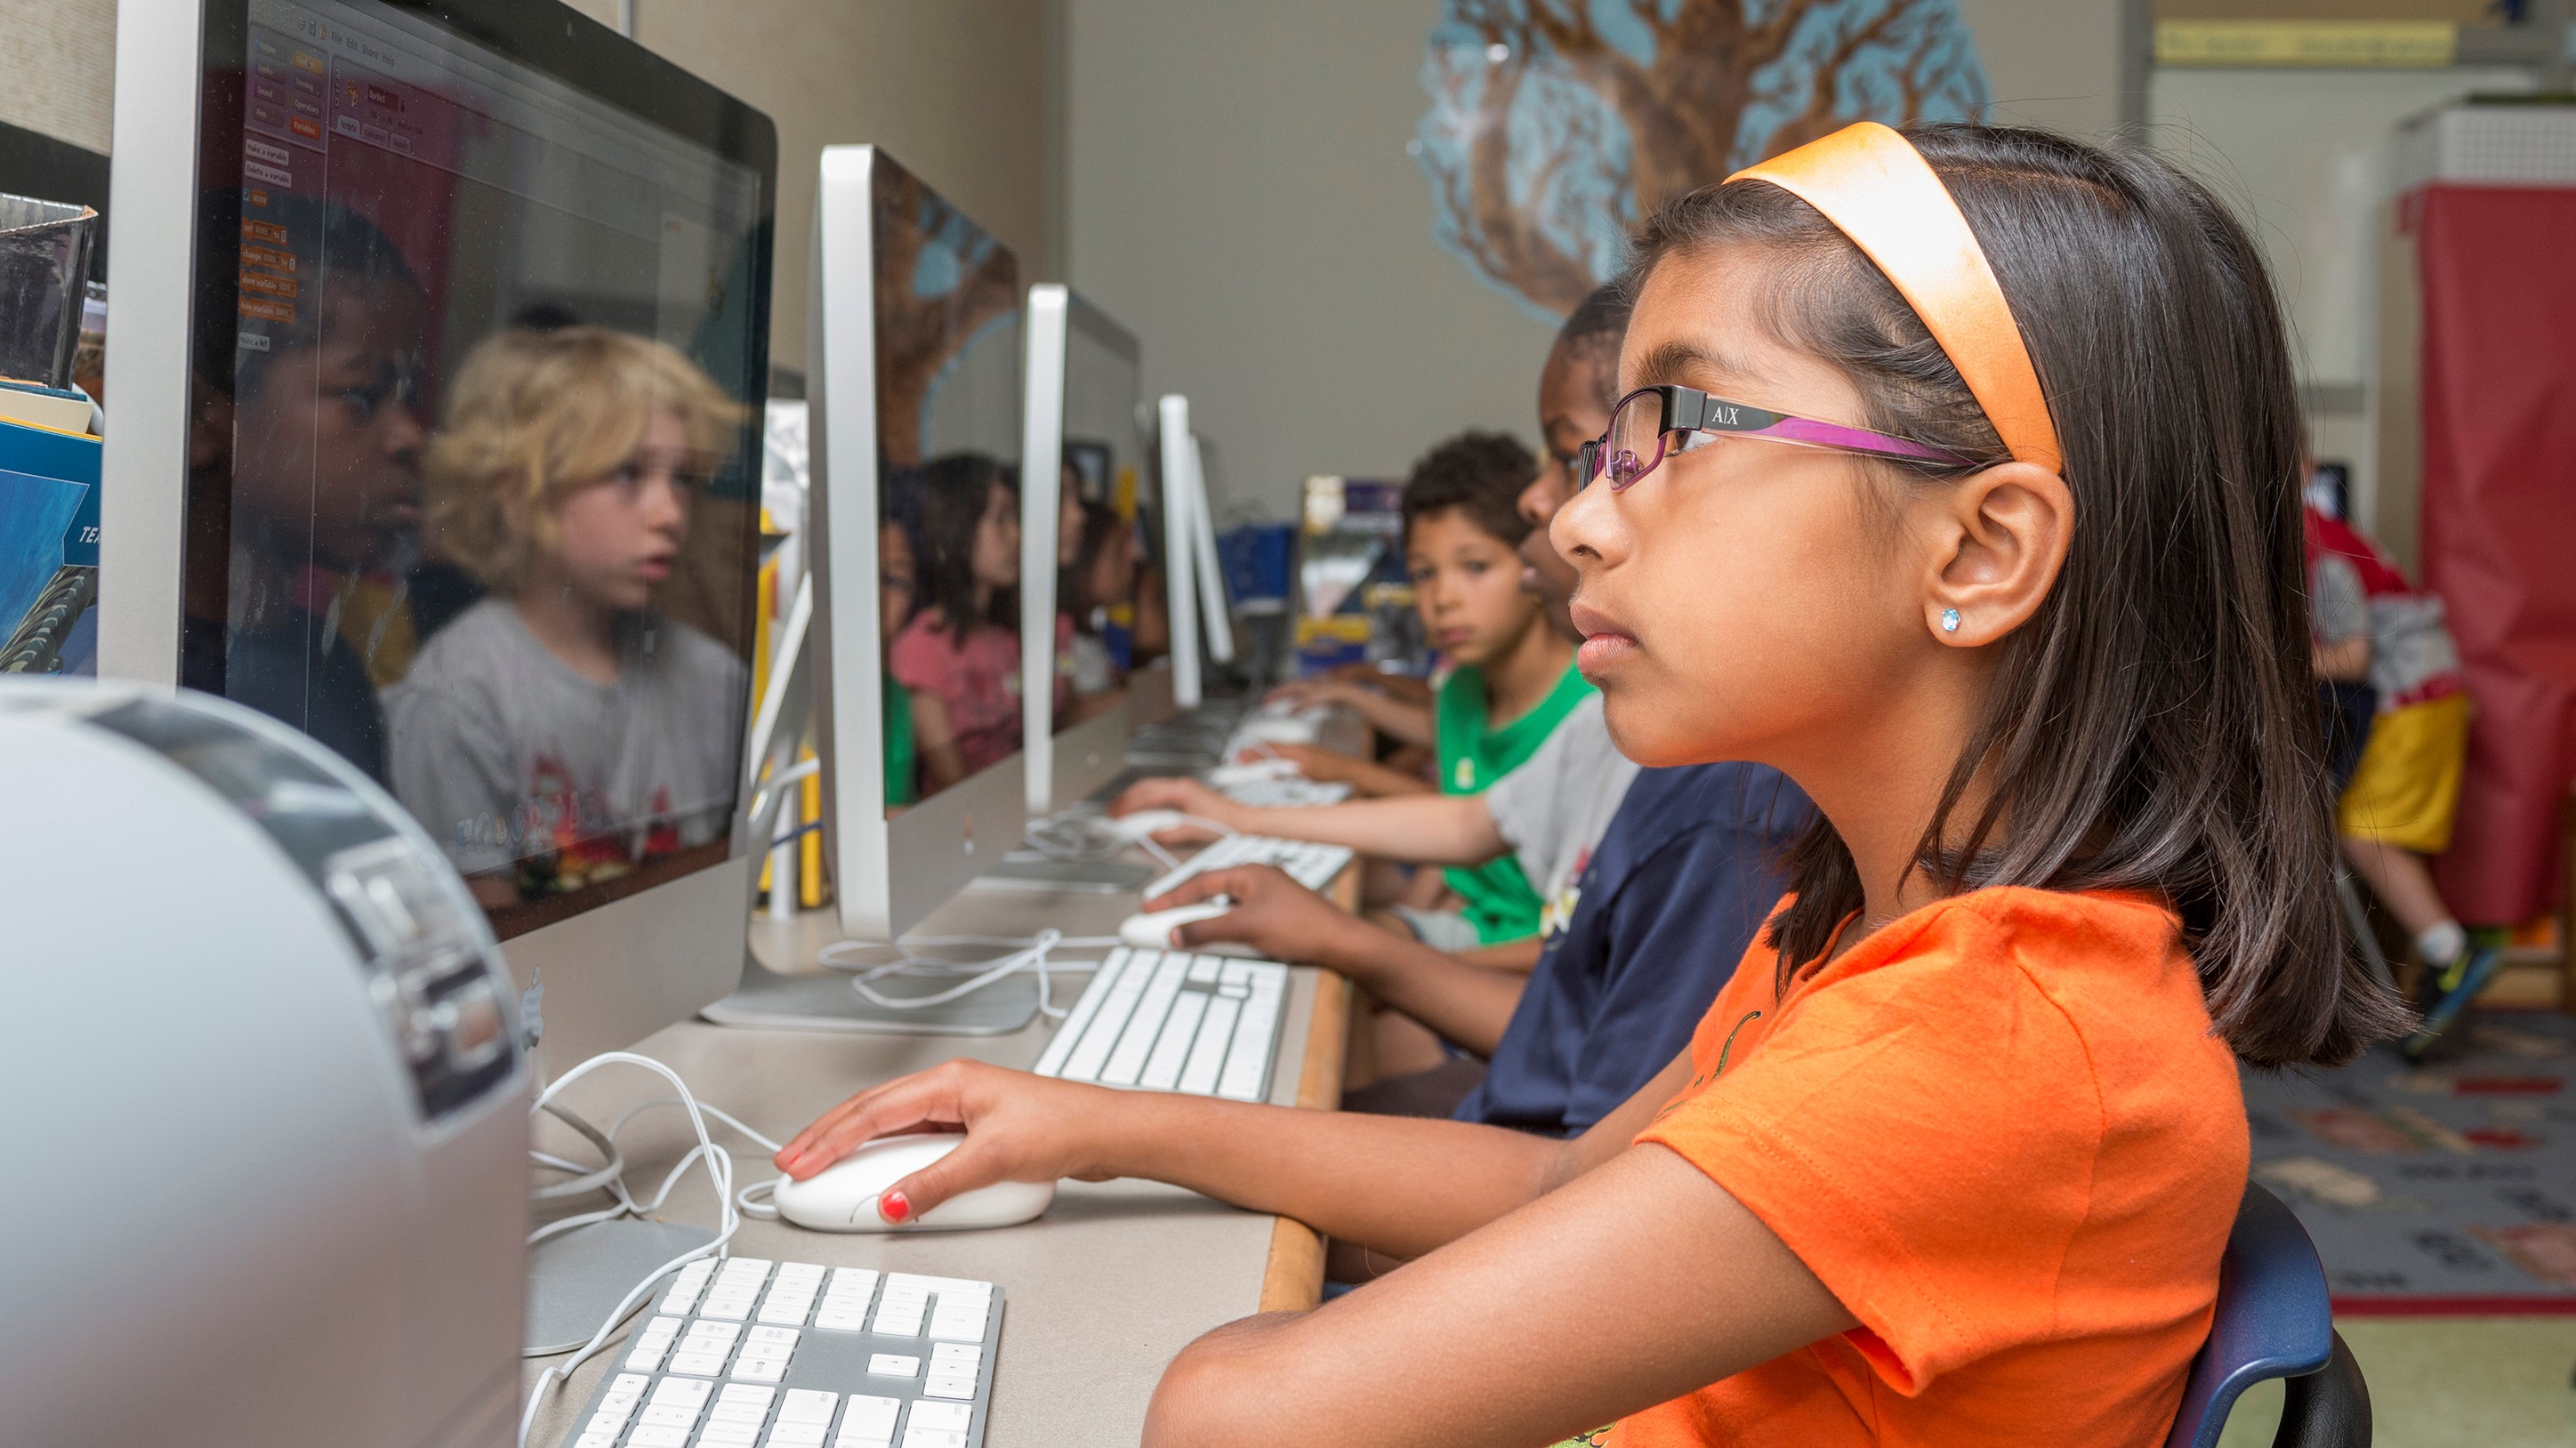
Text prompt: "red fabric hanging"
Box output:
[[2415, 184, 2576, 923]]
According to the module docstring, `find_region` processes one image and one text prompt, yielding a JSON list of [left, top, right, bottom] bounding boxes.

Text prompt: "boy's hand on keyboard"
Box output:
[[1145, 865, 1374, 971], [774, 1060, 1109, 1218], [1111, 777, 1238, 839]]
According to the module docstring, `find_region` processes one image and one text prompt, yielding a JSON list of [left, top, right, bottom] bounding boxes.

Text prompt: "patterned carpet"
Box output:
[[2244, 1011, 2576, 1314]]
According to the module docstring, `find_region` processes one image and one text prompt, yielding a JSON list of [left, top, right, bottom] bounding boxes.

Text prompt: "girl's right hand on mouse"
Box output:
[[772, 1060, 1115, 1222]]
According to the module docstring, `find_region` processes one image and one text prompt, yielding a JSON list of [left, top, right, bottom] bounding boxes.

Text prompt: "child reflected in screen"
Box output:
[[879, 517, 921, 809], [387, 326, 749, 906], [182, 192, 428, 784], [1056, 498, 1135, 725], [889, 454, 1039, 793]]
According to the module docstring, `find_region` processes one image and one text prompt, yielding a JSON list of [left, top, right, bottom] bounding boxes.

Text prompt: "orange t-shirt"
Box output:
[[1614, 887, 2247, 1448]]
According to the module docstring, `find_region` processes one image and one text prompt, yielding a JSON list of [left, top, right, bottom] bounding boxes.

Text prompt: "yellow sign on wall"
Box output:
[[2155, 20, 2458, 67]]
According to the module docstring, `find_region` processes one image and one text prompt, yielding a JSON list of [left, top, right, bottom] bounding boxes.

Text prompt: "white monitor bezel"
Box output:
[[1019, 285, 1149, 813], [99, 0, 770, 1067], [807, 144, 1028, 940]]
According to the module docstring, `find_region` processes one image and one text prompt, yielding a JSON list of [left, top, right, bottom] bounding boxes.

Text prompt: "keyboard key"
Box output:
[[642, 1403, 700, 1428], [815, 1308, 869, 1331], [625, 1341, 670, 1372], [701, 1425, 761, 1446], [748, 1325, 801, 1347], [717, 1385, 775, 1410], [701, 1297, 754, 1322], [614, 1373, 653, 1395], [731, 1355, 787, 1384], [777, 1389, 838, 1424], [1033, 949, 1129, 1076], [574, 1435, 618, 1448], [652, 1376, 714, 1407], [1062, 954, 1149, 1082], [1140, 988, 1208, 1090], [922, 1374, 977, 1400], [685, 1322, 743, 1346], [670, 1350, 730, 1377], [865, 1353, 920, 1377], [908, 1401, 972, 1432], [929, 1342, 980, 1367], [1104, 954, 1189, 1084], [1187, 956, 1220, 984], [629, 1428, 690, 1448], [737, 1339, 793, 1364], [584, 1409, 632, 1436], [765, 1426, 827, 1448], [838, 1396, 901, 1437], [898, 1428, 965, 1448]]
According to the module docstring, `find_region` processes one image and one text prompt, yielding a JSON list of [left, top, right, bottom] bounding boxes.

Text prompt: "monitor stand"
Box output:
[[701, 950, 1044, 1036], [524, 1218, 717, 1355], [972, 849, 1152, 894]]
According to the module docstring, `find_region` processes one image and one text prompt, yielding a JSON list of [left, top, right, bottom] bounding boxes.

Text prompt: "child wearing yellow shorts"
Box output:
[[2307, 503, 2483, 1055]]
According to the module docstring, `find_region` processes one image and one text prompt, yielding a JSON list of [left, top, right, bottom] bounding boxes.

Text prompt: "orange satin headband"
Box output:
[[1727, 121, 2064, 475]]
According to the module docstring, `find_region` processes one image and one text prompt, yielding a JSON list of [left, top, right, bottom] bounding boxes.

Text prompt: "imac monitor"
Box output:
[[1155, 394, 1235, 710], [795, 144, 1027, 943], [1019, 285, 1159, 812], [101, 0, 777, 1068]]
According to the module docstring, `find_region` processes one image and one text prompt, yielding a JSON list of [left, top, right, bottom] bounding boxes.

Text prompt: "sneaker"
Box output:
[[2402, 945, 2502, 1061]]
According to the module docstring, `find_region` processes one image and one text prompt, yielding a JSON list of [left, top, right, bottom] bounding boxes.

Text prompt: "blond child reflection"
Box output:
[[388, 326, 749, 905]]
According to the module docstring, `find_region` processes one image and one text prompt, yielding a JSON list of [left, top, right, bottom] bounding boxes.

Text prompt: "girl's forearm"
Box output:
[[1225, 792, 1503, 865], [1077, 1090, 1565, 1259]]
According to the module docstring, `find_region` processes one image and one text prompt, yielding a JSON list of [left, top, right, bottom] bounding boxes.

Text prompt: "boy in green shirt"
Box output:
[[1403, 431, 1594, 944]]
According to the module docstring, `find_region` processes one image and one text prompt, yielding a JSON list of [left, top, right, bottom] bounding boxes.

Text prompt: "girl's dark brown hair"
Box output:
[[1627, 124, 2407, 1069]]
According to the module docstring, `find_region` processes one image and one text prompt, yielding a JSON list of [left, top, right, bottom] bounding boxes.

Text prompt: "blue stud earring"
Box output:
[[1940, 607, 1961, 634]]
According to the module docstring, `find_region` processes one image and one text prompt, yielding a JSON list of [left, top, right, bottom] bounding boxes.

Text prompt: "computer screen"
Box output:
[[175, 0, 772, 941], [1057, 302, 1156, 696], [867, 152, 1023, 809]]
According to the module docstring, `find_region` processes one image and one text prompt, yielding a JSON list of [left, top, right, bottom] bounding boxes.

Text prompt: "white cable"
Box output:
[[814, 929, 1123, 1021], [737, 1177, 783, 1220], [518, 1052, 744, 1448]]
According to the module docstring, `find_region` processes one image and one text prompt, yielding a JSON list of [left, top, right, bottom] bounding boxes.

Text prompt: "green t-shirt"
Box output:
[[1435, 659, 1597, 943], [883, 672, 916, 808]]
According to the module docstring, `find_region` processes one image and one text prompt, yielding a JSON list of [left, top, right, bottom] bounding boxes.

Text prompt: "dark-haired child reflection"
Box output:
[[183, 198, 427, 784], [888, 454, 1040, 793]]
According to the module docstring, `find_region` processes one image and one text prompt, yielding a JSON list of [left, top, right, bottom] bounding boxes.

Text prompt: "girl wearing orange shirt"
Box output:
[[777, 123, 2403, 1447]]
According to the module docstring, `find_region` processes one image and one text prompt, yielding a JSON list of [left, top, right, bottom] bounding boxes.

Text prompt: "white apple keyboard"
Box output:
[[1219, 776, 1351, 808], [1032, 946, 1290, 1101], [564, 1257, 1002, 1448], [1140, 833, 1354, 900]]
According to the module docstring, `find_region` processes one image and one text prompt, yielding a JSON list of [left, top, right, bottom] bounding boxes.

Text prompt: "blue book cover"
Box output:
[[0, 417, 103, 674]]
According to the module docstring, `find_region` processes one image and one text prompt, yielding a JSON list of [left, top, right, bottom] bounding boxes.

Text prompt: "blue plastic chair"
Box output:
[[2163, 1183, 2372, 1448]]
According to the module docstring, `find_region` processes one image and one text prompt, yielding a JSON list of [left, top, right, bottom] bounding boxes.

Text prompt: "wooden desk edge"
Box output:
[[1255, 860, 1358, 1313]]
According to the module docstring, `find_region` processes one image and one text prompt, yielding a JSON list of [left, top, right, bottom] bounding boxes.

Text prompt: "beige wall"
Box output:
[[543, 0, 1054, 372], [0, 0, 1049, 374], [1063, 0, 2130, 519], [0, 0, 117, 153]]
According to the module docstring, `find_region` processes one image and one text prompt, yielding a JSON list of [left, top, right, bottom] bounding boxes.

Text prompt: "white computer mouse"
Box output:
[[1106, 808, 1186, 841], [1120, 899, 1250, 952], [1121, 898, 1234, 948], [771, 1132, 1053, 1232]]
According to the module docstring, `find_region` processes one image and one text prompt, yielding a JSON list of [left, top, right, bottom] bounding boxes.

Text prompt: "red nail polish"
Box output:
[[879, 1190, 910, 1224]]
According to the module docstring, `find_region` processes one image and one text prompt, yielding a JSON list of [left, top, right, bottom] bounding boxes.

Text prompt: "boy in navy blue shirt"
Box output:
[[1137, 283, 1812, 1136]]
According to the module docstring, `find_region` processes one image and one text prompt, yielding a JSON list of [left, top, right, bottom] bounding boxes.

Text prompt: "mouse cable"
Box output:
[[816, 928, 1120, 1021], [519, 1051, 744, 1448]]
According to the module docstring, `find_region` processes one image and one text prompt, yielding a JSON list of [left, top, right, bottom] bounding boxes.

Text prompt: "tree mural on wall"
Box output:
[[1415, 0, 1989, 318], [871, 156, 1020, 466]]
